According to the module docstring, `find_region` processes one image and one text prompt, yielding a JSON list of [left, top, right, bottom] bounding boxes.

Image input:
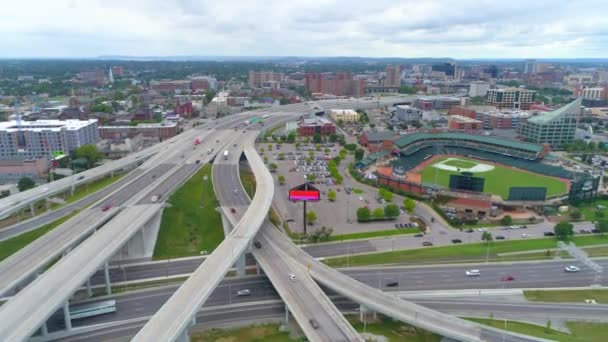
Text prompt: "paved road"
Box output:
[[49, 279, 608, 341]]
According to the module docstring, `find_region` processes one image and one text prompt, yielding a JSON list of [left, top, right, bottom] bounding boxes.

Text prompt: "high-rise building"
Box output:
[[523, 59, 537, 74], [304, 72, 364, 97], [0, 119, 99, 161], [483, 65, 499, 78], [78, 70, 106, 85], [431, 63, 456, 77], [384, 65, 402, 87], [581, 87, 606, 100], [517, 98, 581, 147], [469, 81, 490, 97], [486, 87, 534, 110], [248, 71, 284, 88], [111, 66, 124, 77]]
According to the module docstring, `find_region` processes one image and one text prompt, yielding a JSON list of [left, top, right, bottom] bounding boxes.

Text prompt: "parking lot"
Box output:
[[261, 142, 415, 235]]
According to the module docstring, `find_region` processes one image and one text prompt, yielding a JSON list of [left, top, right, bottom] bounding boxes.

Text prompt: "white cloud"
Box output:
[[0, 0, 607, 58]]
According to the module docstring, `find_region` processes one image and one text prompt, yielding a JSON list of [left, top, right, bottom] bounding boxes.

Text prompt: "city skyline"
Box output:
[[1, 0, 607, 59]]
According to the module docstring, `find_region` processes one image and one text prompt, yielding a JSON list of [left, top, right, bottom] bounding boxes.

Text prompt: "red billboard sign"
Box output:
[[289, 189, 320, 201]]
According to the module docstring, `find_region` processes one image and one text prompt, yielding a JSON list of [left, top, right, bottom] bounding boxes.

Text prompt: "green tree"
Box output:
[[112, 91, 125, 101], [327, 189, 337, 202], [313, 133, 322, 144], [596, 220, 608, 235], [339, 149, 348, 159], [268, 143, 273, 150], [17, 177, 36, 192], [481, 231, 493, 243], [357, 207, 371, 221], [500, 215, 513, 226], [306, 157, 312, 164], [306, 210, 317, 225], [324, 148, 331, 154], [287, 132, 296, 143], [315, 143, 321, 151], [278, 153, 285, 160], [75, 144, 103, 169], [329, 133, 338, 143], [354, 148, 365, 161], [372, 207, 385, 219], [204, 90, 217, 104], [337, 119, 344, 127], [269, 163, 278, 172], [295, 142, 301, 149], [304, 137, 310, 144], [308, 151, 314, 158], [306, 174, 316, 182], [398, 85, 417, 94], [403, 198, 416, 214], [384, 204, 399, 217], [554, 221, 574, 240], [570, 210, 582, 220], [470, 96, 484, 105], [263, 156, 268, 164], [278, 174, 285, 185], [378, 188, 393, 202]]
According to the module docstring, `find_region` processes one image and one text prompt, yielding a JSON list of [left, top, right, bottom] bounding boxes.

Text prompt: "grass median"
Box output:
[[153, 164, 223, 260], [327, 228, 420, 242], [191, 324, 299, 342], [0, 210, 80, 262], [524, 289, 608, 304], [324, 235, 608, 267], [467, 317, 608, 342]]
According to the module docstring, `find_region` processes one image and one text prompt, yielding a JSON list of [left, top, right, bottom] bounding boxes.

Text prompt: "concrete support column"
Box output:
[[40, 322, 48, 336], [191, 316, 197, 326], [176, 329, 190, 342], [359, 304, 365, 322], [285, 304, 290, 324], [29, 202, 36, 217], [104, 261, 112, 295], [235, 253, 246, 277], [70, 183, 75, 196], [86, 278, 92, 297], [111, 170, 115, 178], [63, 302, 72, 331], [255, 262, 261, 275]]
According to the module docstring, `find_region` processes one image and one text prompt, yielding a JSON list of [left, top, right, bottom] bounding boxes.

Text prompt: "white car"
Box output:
[[477, 228, 488, 232], [521, 233, 530, 238], [237, 289, 251, 296], [465, 269, 481, 276], [564, 266, 581, 273], [233, 189, 239, 195], [289, 273, 296, 281]]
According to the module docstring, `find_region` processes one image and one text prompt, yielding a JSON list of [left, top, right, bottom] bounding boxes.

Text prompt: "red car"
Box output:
[[102, 205, 112, 212], [501, 276, 515, 281], [230, 208, 236, 214]]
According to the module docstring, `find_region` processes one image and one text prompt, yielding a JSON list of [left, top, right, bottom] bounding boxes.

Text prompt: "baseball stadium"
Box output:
[[376, 132, 583, 202]]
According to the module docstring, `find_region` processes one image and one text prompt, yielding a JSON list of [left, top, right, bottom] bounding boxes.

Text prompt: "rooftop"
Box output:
[[393, 132, 544, 154], [527, 97, 582, 124], [363, 130, 394, 142], [0, 119, 97, 132], [100, 121, 177, 129], [449, 115, 483, 123]]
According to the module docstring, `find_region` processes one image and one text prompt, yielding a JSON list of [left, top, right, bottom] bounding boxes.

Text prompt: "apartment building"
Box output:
[[0, 119, 99, 161], [517, 98, 581, 147], [329, 109, 360, 123], [486, 87, 534, 110], [248, 71, 284, 88]]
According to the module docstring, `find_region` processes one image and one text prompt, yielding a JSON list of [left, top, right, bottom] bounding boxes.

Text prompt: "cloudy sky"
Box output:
[[1, 0, 607, 58]]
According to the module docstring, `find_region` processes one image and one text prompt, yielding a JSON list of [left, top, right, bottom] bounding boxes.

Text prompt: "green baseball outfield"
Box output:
[[418, 156, 568, 199]]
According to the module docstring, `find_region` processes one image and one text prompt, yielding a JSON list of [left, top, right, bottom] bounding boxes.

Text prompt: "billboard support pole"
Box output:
[[303, 200, 307, 235], [303, 182, 308, 235]]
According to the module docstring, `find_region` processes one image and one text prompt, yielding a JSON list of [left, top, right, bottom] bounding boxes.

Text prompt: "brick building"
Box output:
[[305, 72, 365, 97], [448, 115, 483, 130], [297, 117, 336, 136], [359, 130, 395, 152]]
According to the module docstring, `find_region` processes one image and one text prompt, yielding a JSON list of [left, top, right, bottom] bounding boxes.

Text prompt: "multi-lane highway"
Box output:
[[0, 97, 559, 342], [49, 277, 608, 341], [0, 169, 143, 242]]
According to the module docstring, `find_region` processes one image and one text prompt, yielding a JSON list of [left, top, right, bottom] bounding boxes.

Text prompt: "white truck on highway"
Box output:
[[223, 150, 229, 160]]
